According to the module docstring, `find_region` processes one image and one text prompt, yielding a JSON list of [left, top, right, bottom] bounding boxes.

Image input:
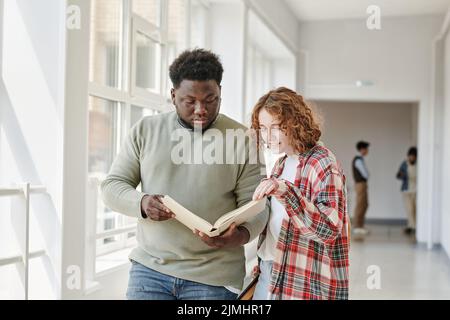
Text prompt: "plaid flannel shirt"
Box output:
[[257, 143, 350, 300]]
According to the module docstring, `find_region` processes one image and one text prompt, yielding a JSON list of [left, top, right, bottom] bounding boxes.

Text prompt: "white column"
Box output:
[[0, 0, 3, 75], [61, 0, 91, 299]]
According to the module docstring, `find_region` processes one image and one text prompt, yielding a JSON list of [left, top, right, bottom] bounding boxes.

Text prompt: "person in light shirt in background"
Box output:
[[250, 87, 350, 300], [352, 141, 370, 236], [396, 147, 417, 236]]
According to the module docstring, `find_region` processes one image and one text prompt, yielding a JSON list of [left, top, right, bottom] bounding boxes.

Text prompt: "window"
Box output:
[[244, 9, 296, 120], [88, 97, 122, 253], [245, 44, 273, 117], [190, 0, 209, 48], [133, 0, 160, 28], [131, 14, 164, 101], [89, 0, 123, 88], [87, 0, 169, 267], [88, 97, 119, 175], [135, 32, 159, 91], [130, 105, 160, 126], [168, 0, 187, 52], [164, 0, 188, 98], [244, 9, 297, 180], [87, 0, 209, 273]]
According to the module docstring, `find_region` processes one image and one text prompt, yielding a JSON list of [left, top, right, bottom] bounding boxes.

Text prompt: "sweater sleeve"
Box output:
[[101, 121, 148, 219], [271, 167, 346, 245]]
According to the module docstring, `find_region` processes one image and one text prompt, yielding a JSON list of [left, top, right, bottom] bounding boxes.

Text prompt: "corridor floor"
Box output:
[[349, 224, 450, 299]]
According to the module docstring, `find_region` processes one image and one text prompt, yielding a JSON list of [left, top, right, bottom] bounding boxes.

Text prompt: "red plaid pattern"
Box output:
[[257, 143, 350, 300]]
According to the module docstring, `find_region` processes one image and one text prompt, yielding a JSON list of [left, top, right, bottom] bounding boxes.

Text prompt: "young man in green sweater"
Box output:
[[101, 49, 269, 300]]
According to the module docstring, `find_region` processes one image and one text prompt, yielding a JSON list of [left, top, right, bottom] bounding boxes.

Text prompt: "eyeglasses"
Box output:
[[258, 124, 283, 141]]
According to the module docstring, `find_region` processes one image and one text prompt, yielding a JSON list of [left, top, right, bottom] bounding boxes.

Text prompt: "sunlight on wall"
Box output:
[[0, 0, 65, 299]]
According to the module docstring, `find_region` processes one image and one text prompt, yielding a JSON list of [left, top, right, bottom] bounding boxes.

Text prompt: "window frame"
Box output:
[[130, 13, 166, 106]]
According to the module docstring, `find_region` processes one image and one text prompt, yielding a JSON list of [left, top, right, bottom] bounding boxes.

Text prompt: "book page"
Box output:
[[161, 196, 267, 237], [161, 196, 214, 234], [213, 198, 267, 234]]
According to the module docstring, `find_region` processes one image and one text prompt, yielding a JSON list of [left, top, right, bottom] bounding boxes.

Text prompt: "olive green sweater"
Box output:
[[101, 111, 269, 290]]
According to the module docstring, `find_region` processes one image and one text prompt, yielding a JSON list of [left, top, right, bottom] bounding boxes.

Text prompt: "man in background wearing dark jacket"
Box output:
[[352, 141, 370, 236]]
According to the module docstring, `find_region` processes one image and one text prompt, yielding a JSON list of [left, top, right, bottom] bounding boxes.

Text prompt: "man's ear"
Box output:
[[170, 88, 176, 105]]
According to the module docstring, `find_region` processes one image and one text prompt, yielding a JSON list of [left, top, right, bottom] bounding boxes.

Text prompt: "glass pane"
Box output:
[[130, 105, 158, 127], [168, 0, 187, 50], [88, 97, 120, 244], [190, 0, 207, 48], [88, 97, 118, 175], [245, 46, 254, 116], [133, 0, 160, 27], [166, 0, 187, 94], [89, 0, 123, 88], [135, 32, 159, 92]]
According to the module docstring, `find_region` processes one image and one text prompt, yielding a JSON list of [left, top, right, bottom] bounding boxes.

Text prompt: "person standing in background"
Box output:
[[396, 147, 417, 235], [352, 141, 370, 236]]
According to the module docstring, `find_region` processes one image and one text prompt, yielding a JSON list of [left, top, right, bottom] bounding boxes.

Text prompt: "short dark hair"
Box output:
[[356, 141, 370, 151], [408, 147, 417, 157], [169, 49, 224, 88]]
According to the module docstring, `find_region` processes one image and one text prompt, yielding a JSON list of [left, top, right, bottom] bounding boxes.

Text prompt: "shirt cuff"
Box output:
[[137, 192, 149, 219], [240, 222, 256, 243], [272, 178, 288, 197]]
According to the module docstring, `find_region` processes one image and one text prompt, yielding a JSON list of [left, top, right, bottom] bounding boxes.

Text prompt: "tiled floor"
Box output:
[[349, 224, 450, 300]]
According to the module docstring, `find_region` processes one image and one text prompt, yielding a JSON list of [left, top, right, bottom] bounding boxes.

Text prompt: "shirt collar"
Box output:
[[176, 114, 221, 133]]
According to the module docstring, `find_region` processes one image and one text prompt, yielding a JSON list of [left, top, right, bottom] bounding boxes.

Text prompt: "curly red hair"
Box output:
[[251, 87, 321, 153]]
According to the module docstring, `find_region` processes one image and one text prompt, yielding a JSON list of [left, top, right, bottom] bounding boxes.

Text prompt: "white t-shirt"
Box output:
[[257, 155, 300, 261]]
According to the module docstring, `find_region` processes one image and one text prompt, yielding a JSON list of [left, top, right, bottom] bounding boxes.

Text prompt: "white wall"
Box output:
[[441, 27, 450, 258], [299, 15, 443, 102], [84, 266, 130, 300], [316, 101, 417, 221], [0, 0, 66, 299], [298, 15, 444, 244], [272, 57, 296, 92]]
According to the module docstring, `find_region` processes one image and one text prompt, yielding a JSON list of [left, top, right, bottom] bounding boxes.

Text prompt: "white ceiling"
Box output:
[[284, 0, 450, 21]]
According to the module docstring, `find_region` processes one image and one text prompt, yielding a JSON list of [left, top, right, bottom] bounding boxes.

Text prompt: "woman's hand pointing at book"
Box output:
[[252, 178, 281, 200], [194, 223, 250, 249]]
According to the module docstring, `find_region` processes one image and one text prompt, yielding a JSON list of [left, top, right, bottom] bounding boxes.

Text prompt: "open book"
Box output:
[[161, 196, 267, 237]]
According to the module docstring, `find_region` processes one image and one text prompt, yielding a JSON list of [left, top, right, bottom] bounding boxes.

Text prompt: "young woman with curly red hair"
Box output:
[[251, 87, 350, 300]]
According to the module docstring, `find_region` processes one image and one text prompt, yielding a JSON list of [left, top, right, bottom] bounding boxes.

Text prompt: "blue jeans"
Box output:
[[126, 260, 238, 300], [252, 260, 273, 300]]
